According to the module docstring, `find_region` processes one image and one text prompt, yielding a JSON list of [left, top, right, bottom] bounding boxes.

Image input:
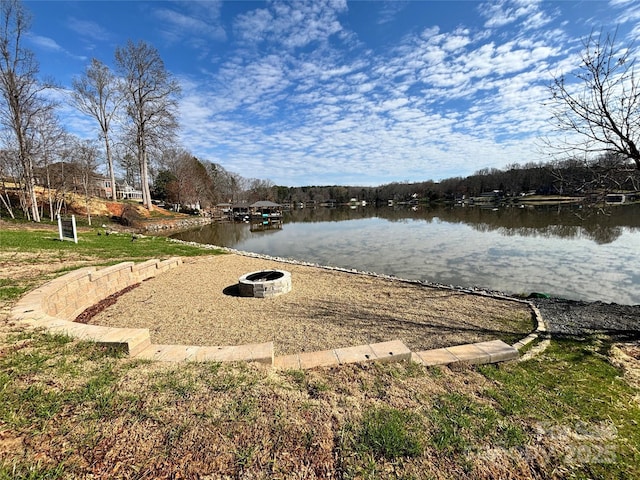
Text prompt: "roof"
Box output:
[[250, 201, 281, 208]]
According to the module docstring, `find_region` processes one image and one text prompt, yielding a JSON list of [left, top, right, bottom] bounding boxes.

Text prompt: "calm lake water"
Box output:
[[172, 204, 640, 305]]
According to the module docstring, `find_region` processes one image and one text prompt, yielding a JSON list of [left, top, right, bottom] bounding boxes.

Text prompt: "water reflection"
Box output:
[[172, 204, 640, 304], [281, 204, 640, 244]]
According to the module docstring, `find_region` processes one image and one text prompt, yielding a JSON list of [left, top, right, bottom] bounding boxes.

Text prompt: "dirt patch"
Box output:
[[611, 341, 640, 391], [106, 202, 125, 217], [89, 254, 534, 356]]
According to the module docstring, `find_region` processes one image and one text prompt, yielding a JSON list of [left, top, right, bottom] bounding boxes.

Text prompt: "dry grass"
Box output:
[[3, 224, 638, 479], [89, 255, 534, 355]]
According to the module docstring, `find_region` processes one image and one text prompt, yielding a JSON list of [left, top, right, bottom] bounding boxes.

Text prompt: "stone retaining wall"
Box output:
[[10, 258, 183, 356], [141, 217, 212, 232]]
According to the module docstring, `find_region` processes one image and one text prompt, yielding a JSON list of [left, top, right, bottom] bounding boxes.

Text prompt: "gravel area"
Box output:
[[88, 254, 534, 356], [532, 298, 640, 340]]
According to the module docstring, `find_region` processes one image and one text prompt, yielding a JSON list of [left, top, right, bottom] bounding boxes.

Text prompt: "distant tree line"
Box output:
[[273, 154, 639, 206], [150, 148, 276, 211]]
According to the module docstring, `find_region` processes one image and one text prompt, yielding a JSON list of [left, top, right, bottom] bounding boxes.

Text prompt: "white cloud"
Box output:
[[153, 6, 226, 44], [30, 0, 640, 186], [233, 0, 348, 50], [28, 34, 65, 52], [479, 0, 544, 29], [67, 17, 112, 43], [376, 1, 409, 25], [26, 34, 86, 61]]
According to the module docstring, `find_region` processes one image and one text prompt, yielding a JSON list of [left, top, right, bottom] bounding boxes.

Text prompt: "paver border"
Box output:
[[10, 256, 546, 369]]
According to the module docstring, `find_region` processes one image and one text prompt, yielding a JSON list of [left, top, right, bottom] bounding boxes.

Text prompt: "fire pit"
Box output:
[[238, 269, 292, 298]]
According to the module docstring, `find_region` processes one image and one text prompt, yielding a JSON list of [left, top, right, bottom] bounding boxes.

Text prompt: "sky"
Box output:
[[24, 0, 640, 187]]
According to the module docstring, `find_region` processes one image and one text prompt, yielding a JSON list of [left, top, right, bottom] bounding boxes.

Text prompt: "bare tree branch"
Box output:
[[72, 58, 122, 201], [115, 40, 181, 209], [549, 30, 640, 171]]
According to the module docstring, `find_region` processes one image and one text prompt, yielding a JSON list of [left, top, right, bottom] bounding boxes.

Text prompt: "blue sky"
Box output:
[[25, 0, 640, 187]]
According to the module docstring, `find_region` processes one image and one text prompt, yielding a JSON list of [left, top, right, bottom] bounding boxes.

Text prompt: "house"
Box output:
[[116, 182, 143, 201], [231, 202, 251, 221], [248, 201, 283, 231], [94, 177, 142, 201]]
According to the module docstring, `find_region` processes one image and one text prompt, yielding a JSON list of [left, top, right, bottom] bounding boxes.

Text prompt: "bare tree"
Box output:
[[246, 178, 276, 202], [205, 162, 243, 204], [549, 31, 640, 172], [159, 148, 216, 209], [0, 0, 55, 222], [0, 148, 17, 218], [71, 138, 100, 226], [72, 58, 121, 201], [32, 108, 66, 220], [115, 40, 180, 210]]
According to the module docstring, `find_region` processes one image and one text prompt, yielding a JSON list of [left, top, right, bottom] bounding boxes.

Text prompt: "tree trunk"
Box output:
[[24, 157, 40, 222], [141, 150, 153, 210], [104, 135, 117, 201]]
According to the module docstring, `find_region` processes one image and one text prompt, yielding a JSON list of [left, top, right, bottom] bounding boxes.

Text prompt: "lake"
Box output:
[[172, 204, 640, 305]]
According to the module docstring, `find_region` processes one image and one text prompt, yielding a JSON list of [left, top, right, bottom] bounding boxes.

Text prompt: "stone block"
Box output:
[[137, 344, 198, 361], [475, 340, 519, 363], [369, 340, 412, 362], [89, 262, 134, 282], [297, 349, 339, 369], [97, 328, 151, 356], [334, 344, 376, 364], [46, 322, 113, 341], [413, 348, 460, 366], [194, 345, 248, 362], [446, 343, 491, 365], [274, 354, 301, 370]]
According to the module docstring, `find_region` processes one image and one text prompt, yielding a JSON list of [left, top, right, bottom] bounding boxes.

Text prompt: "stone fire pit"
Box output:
[[238, 270, 292, 298]]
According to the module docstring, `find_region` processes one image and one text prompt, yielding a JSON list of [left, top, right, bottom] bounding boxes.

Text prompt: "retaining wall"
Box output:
[[10, 258, 183, 357]]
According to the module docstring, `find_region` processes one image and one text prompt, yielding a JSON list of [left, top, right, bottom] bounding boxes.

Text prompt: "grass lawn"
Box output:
[[1, 222, 639, 479]]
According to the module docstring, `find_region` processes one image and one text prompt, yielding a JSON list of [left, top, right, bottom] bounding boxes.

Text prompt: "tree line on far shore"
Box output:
[[273, 154, 639, 206]]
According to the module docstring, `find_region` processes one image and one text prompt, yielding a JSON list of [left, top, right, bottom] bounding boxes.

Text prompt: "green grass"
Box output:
[[2, 223, 639, 478], [477, 338, 640, 479], [0, 330, 638, 478], [357, 406, 423, 460], [0, 461, 67, 480], [0, 228, 217, 261], [427, 392, 526, 455]]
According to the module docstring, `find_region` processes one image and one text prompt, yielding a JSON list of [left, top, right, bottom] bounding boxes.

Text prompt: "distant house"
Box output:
[[95, 177, 142, 201], [605, 192, 639, 205], [472, 190, 503, 204], [96, 177, 115, 199], [248, 201, 283, 231], [116, 182, 143, 201]]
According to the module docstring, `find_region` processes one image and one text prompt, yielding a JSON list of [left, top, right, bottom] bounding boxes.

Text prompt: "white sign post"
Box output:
[[57, 214, 78, 244]]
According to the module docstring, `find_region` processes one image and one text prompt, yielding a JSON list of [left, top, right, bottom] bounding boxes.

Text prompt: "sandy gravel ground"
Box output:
[[89, 254, 534, 356]]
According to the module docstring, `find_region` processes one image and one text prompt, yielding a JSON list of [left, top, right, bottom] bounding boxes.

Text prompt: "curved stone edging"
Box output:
[[10, 252, 546, 368]]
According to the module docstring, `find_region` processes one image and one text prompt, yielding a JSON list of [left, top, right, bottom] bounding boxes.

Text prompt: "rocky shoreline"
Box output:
[[531, 297, 640, 340], [169, 238, 640, 342]]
